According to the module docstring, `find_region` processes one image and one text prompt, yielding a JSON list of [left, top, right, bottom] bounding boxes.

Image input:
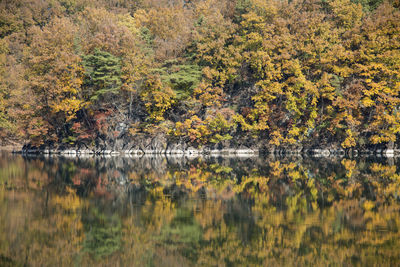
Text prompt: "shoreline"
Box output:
[[0, 145, 23, 152], [3, 146, 400, 158]]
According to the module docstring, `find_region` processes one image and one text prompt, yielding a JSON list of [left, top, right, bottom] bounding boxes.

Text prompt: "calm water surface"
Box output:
[[0, 153, 399, 266]]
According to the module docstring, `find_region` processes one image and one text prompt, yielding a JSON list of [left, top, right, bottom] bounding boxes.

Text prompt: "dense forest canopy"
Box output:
[[0, 0, 399, 150]]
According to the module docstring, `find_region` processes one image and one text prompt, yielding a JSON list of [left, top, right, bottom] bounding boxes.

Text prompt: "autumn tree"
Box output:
[[27, 17, 86, 143]]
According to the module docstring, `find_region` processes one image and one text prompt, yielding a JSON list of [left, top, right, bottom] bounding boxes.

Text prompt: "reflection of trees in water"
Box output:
[[1, 154, 400, 265], [16, 154, 400, 217], [157, 207, 202, 262], [81, 206, 122, 260]]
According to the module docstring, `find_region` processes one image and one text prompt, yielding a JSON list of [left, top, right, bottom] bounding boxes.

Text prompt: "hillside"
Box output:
[[1, 0, 400, 153]]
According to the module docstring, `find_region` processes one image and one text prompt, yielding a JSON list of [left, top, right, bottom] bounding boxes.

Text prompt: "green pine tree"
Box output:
[[83, 49, 122, 102], [153, 60, 202, 100]]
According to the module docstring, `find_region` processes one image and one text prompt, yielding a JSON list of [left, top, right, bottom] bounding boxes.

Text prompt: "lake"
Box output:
[[0, 152, 399, 266]]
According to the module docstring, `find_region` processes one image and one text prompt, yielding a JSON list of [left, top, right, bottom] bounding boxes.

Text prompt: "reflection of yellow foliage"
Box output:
[[52, 186, 85, 211], [363, 200, 375, 211], [341, 159, 357, 178]]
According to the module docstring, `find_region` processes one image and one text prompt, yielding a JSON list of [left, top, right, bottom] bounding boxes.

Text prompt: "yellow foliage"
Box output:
[[141, 77, 175, 122], [341, 129, 357, 148]]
